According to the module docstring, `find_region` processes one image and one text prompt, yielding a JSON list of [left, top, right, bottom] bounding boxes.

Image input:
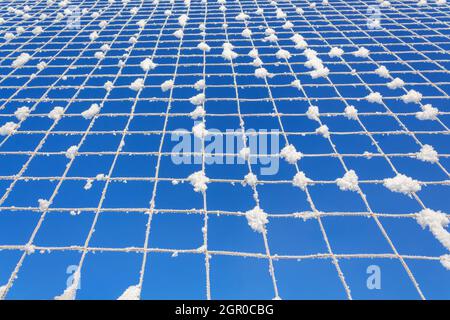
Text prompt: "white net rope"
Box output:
[[0, 0, 449, 299]]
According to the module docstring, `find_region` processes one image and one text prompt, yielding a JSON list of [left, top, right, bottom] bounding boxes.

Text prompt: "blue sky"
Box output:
[[0, 0, 449, 300]]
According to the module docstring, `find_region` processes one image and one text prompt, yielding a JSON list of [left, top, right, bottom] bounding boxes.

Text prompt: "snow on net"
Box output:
[[0, 0, 449, 300]]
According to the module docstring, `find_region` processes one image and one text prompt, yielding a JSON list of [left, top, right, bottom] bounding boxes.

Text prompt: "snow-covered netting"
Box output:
[[0, 0, 449, 300]]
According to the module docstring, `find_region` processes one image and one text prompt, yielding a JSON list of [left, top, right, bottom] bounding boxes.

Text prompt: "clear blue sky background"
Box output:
[[0, 0, 449, 299]]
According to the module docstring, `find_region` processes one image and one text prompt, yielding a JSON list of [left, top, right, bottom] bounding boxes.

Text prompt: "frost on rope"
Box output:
[[245, 206, 269, 233], [14, 106, 31, 121], [12, 53, 31, 68], [344, 105, 358, 120], [336, 170, 359, 192], [190, 93, 205, 106], [416, 104, 439, 120], [242, 172, 257, 187], [0, 122, 18, 136], [280, 145, 302, 164], [387, 78, 405, 90], [190, 106, 206, 120], [130, 78, 144, 91], [383, 174, 421, 196], [352, 47, 370, 58], [375, 65, 390, 78], [81, 103, 100, 119], [118, 285, 141, 300], [306, 106, 320, 121], [140, 58, 157, 71], [65, 145, 79, 160], [441, 255, 450, 270], [366, 92, 383, 104], [187, 171, 210, 192], [161, 79, 174, 92], [417, 144, 438, 163], [292, 172, 312, 191], [192, 122, 208, 138], [416, 209, 450, 250], [402, 90, 422, 104], [315, 125, 330, 138], [38, 199, 51, 212]]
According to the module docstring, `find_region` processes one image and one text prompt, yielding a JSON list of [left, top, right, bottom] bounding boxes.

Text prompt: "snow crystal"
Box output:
[[239, 147, 250, 160], [235, 12, 249, 20], [190, 93, 205, 105], [241, 28, 252, 38], [161, 79, 174, 92], [245, 206, 269, 233], [194, 79, 205, 91], [310, 67, 329, 79], [65, 145, 78, 160], [353, 47, 370, 58], [280, 145, 302, 164], [344, 105, 358, 120], [130, 78, 144, 91], [328, 47, 344, 58], [12, 53, 31, 68], [48, 107, 64, 120], [440, 255, 450, 270], [190, 106, 206, 119], [173, 29, 184, 39], [383, 174, 421, 196], [192, 122, 208, 138], [140, 58, 157, 72], [291, 79, 301, 90], [255, 67, 272, 79], [187, 170, 210, 192], [14, 106, 31, 121], [416, 104, 438, 120], [282, 21, 294, 29], [290, 34, 304, 44], [315, 125, 330, 138], [417, 144, 438, 163], [306, 106, 320, 121], [416, 209, 450, 250], [37, 61, 47, 71], [32, 26, 43, 35], [4, 32, 15, 41], [81, 103, 100, 119], [197, 41, 211, 52], [336, 170, 359, 191], [104, 81, 114, 91], [0, 122, 18, 136], [366, 92, 383, 104], [276, 8, 287, 19], [243, 173, 257, 187], [94, 51, 105, 60], [264, 34, 278, 43], [292, 172, 312, 190], [136, 19, 146, 29], [38, 199, 51, 211], [387, 77, 405, 90], [222, 48, 238, 61], [276, 49, 291, 60], [252, 58, 263, 67], [401, 90, 422, 104], [118, 285, 141, 300], [178, 14, 188, 27]]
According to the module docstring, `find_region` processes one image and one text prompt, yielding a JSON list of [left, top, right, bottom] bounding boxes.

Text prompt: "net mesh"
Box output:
[[0, 0, 449, 300]]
